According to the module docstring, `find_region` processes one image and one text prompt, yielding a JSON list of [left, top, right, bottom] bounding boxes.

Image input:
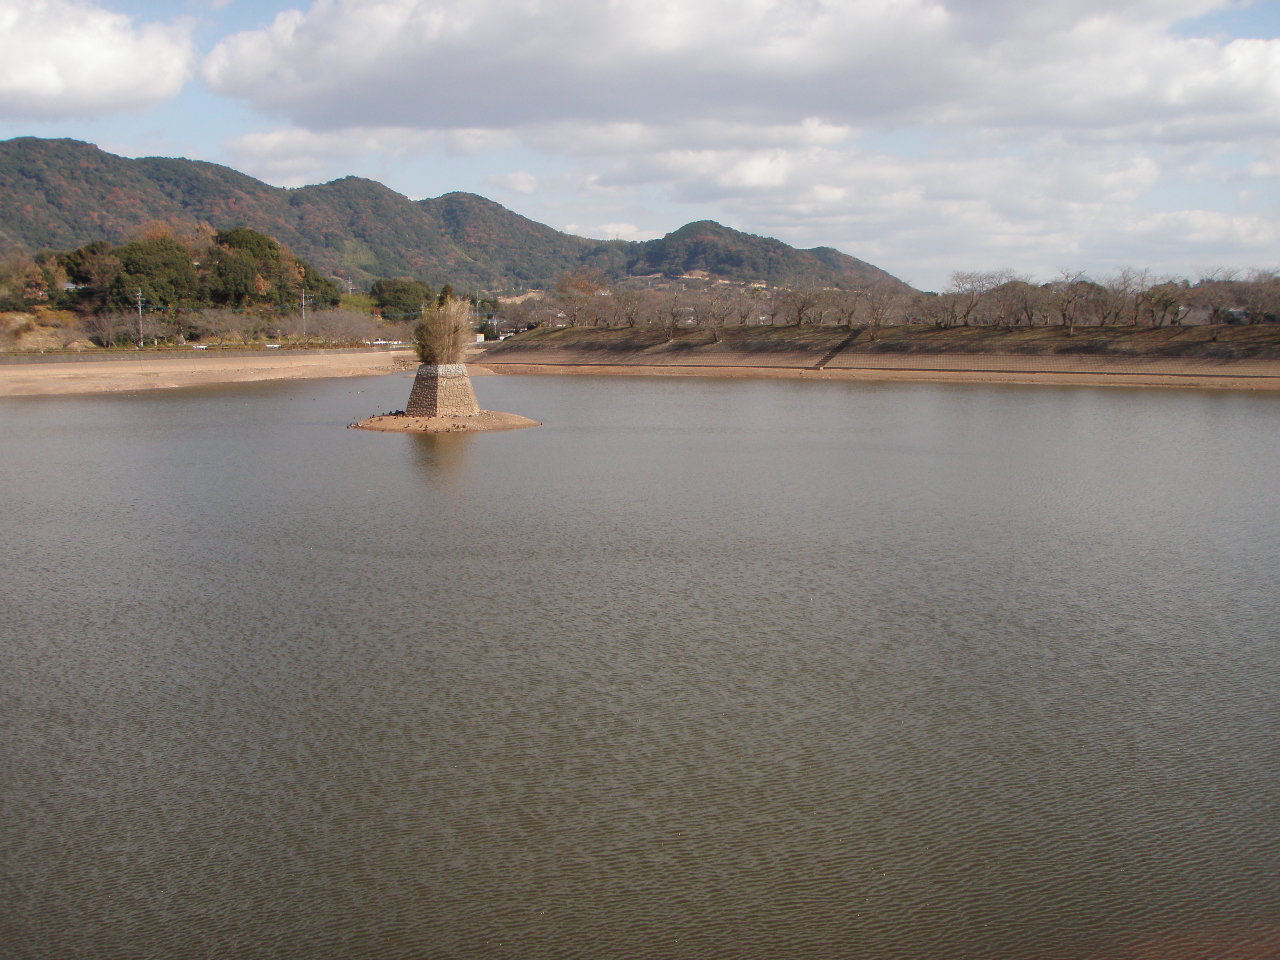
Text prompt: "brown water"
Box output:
[[2, 373, 1278, 960]]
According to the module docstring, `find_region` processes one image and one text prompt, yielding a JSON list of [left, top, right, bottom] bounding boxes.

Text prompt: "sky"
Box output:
[[1, 0, 1278, 290]]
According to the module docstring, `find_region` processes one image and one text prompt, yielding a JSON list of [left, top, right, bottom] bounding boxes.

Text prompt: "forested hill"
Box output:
[[0, 137, 908, 294]]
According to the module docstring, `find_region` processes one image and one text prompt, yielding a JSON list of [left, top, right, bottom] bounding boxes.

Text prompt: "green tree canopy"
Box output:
[[215, 226, 281, 262], [108, 236, 199, 311], [371, 277, 434, 320]]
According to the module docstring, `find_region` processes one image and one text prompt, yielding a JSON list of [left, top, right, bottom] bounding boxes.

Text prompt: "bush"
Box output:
[[413, 297, 471, 364]]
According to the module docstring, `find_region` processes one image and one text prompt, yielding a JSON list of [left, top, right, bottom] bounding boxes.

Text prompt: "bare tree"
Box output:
[[304, 309, 386, 342], [1045, 270, 1089, 336], [1140, 279, 1187, 327], [944, 271, 1009, 326], [504, 295, 559, 331], [690, 285, 736, 342], [414, 296, 471, 364], [984, 274, 1038, 328], [554, 270, 609, 327], [862, 283, 906, 336], [1103, 268, 1151, 326], [820, 287, 864, 328], [722, 286, 764, 329], [605, 287, 645, 328], [1191, 268, 1240, 325], [775, 288, 822, 326], [660, 292, 689, 341], [84, 312, 133, 347], [912, 291, 950, 328], [1238, 269, 1280, 323]]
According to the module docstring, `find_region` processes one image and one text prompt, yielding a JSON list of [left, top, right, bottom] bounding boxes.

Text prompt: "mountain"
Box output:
[[0, 137, 908, 293]]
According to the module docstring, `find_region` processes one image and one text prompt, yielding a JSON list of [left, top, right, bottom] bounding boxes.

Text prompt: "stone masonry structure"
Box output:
[[405, 363, 481, 417]]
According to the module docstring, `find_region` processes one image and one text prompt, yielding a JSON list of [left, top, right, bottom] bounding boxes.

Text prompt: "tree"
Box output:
[[1103, 267, 1149, 327], [371, 278, 434, 321], [1140, 280, 1187, 327], [861, 282, 906, 335], [822, 287, 865, 328], [1238, 269, 1280, 324], [1045, 270, 1089, 336], [413, 296, 471, 365], [608, 287, 645, 328], [1191, 268, 1240, 325], [690, 285, 734, 341], [296, 261, 341, 308], [216, 226, 282, 263], [986, 276, 1039, 328], [206, 247, 258, 307], [0, 249, 42, 310], [945, 271, 998, 326], [108, 236, 199, 313], [83, 311, 135, 348], [775, 288, 822, 326], [554, 270, 608, 327], [57, 240, 121, 311]]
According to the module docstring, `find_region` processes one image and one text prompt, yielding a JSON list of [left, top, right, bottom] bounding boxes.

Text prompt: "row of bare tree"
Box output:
[[498, 268, 1280, 336]]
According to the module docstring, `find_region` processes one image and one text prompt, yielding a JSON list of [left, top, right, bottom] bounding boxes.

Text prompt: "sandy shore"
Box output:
[[0, 349, 418, 397], [4, 346, 1280, 397]]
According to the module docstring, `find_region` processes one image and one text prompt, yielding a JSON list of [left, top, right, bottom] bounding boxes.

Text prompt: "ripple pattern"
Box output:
[[2, 376, 1278, 959]]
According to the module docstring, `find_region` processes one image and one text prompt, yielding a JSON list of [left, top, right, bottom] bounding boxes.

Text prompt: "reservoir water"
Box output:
[[2, 372, 1278, 959]]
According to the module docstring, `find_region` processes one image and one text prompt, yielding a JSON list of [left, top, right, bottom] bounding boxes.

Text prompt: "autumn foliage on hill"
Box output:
[[13, 224, 340, 316], [0, 138, 905, 293]]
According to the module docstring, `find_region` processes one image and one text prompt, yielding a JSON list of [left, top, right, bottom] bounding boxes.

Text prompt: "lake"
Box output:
[[2, 371, 1278, 959]]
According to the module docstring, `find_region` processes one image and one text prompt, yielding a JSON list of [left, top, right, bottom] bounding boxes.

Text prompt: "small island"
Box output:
[[353, 295, 539, 434]]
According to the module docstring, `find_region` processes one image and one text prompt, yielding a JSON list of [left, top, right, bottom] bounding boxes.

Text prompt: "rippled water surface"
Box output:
[[3, 373, 1279, 960]]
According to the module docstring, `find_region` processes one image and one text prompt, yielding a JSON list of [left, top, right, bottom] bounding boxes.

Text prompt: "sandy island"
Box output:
[[352, 410, 541, 433]]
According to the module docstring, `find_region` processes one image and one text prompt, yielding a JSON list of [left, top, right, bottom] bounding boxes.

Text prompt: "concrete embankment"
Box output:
[[476, 326, 1280, 391]]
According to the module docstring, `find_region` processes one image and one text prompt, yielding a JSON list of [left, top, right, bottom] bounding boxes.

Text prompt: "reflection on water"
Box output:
[[409, 431, 473, 478], [2, 374, 1279, 960]]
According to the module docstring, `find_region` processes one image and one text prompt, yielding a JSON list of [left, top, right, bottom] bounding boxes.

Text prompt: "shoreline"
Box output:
[[3, 347, 1280, 396], [474, 354, 1280, 392], [0, 349, 418, 397]]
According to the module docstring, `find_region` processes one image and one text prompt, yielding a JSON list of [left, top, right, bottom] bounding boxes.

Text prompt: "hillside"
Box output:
[[0, 137, 907, 294]]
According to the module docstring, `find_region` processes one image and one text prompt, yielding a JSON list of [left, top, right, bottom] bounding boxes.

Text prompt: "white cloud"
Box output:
[[196, 0, 1280, 287], [564, 222, 660, 242], [487, 171, 538, 195], [0, 0, 193, 119], [203, 0, 1280, 138], [223, 125, 445, 186]]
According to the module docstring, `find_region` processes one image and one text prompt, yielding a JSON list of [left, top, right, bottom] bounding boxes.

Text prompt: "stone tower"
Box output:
[[405, 363, 480, 418]]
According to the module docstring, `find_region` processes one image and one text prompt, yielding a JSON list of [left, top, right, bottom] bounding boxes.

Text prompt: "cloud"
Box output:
[[204, 0, 1280, 138], [0, 0, 194, 119], [549, 127, 1276, 285], [199, 0, 1280, 287], [487, 171, 538, 195], [223, 126, 449, 186], [563, 222, 660, 242]]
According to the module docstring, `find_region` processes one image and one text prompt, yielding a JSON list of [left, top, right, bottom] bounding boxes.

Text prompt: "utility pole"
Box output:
[[136, 288, 144, 348], [300, 289, 310, 341]]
